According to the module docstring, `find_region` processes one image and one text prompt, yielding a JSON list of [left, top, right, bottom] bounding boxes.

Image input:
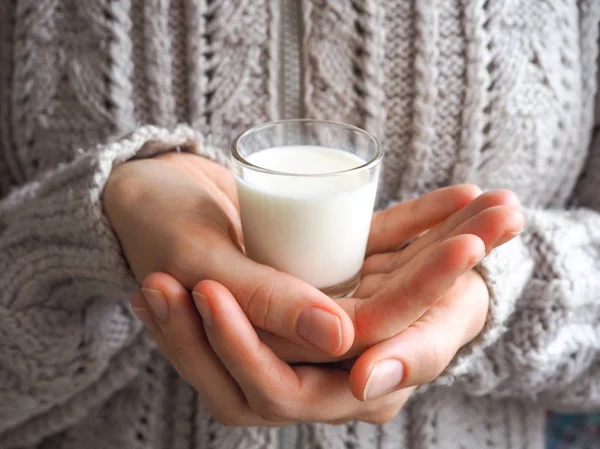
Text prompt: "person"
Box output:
[[0, 1, 598, 449]]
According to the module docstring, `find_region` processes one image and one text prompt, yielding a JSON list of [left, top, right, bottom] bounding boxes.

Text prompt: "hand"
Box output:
[[134, 186, 522, 404], [258, 188, 523, 363], [124, 179, 484, 359], [345, 190, 515, 399], [103, 152, 354, 356], [349, 269, 488, 400], [131, 274, 416, 426]]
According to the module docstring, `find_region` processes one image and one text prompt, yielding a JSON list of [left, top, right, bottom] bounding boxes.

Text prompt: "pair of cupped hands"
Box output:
[[103, 152, 524, 426]]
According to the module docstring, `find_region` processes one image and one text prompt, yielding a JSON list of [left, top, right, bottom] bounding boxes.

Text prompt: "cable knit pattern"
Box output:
[[0, 125, 229, 447], [450, 0, 491, 184], [303, 0, 385, 134], [1, 1, 600, 449], [184, 0, 279, 149], [142, 0, 177, 127], [0, 0, 20, 192]]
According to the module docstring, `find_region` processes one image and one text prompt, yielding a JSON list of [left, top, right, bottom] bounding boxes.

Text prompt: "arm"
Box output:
[[0, 125, 228, 446], [439, 48, 600, 411]]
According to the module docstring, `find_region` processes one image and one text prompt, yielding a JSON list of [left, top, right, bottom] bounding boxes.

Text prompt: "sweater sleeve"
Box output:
[[0, 124, 228, 447], [437, 73, 600, 411]]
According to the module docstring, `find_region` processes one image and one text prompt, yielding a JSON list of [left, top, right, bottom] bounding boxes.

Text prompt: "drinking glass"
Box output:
[[231, 119, 382, 298]]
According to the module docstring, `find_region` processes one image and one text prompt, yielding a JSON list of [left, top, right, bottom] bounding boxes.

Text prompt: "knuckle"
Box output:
[[420, 329, 452, 382], [358, 273, 389, 297], [362, 255, 376, 272], [427, 345, 445, 382], [245, 278, 278, 329], [253, 397, 295, 422], [363, 254, 393, 274]]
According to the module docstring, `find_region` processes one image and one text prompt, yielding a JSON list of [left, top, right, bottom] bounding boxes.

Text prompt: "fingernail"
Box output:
[[192, 291, 213, 327], [296, 308, 342, 354], [363, 359, 405, 401], [495, 229, 523, 248], [141, 288, 168, 321], [130, 293, 157, 331], [132, 307, 157, 332]]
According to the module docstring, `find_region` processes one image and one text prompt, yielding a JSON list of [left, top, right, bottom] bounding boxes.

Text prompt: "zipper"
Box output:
[[277, 3, 302, 447], [279, 0, 303, 119]]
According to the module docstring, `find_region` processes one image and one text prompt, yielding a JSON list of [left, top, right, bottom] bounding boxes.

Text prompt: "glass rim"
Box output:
[[231, 119, 383, 178]]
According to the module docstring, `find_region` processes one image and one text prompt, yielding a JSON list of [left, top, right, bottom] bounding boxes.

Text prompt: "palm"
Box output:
[[135, 185, 518, 405], [258, 187, 521, 364]]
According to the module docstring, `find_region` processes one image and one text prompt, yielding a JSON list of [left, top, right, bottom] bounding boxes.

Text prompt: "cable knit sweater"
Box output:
[[1, 1, 599, 448]]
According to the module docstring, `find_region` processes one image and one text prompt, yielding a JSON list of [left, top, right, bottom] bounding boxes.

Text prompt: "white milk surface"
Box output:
[[236, 145, 378, 289]]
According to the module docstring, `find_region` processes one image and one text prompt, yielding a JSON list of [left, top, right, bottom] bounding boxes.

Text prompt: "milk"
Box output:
[[236, 145, 379, 290]]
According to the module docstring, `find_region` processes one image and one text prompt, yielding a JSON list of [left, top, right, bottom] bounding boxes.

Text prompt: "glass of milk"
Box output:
[[232, 119, 382, 298]]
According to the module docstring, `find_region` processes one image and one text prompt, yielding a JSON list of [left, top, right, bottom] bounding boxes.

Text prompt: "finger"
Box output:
[[354, 273, 390, 298], [173, 213, 354, 357], [193, 280, 300, 400], [130, 289, 188, 381], [347, 234, 486, 345], [260, 235, 485, 364], [366, 184, 482, 256], [364, 204, 524, 275], [206, 242, 355, 357], [292, 366, 412, 423], [349, 271, 488, 400], [139, 273, 261, 425], [194, 280, 407, 423], [444, 205, 524, 254], [365, 190, 519, 274], [254, 329, 334, 364]]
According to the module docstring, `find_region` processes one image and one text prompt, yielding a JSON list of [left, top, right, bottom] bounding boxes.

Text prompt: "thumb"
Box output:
[[348, 271, 489, 400], [139, 265, 355, 358], [200, 252, 355, 357]]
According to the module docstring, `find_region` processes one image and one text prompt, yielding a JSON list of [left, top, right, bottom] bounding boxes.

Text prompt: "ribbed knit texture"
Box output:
[[0, 1, 599, 448]]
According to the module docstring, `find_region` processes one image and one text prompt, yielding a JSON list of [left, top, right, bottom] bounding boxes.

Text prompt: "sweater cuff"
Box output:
[[0, 125, 227, 443], [436, 235, 533, 388], [115, 124, 231, 168]]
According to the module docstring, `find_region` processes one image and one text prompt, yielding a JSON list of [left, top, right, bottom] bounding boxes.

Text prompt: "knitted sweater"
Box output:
[[1, 1, 599, 448]]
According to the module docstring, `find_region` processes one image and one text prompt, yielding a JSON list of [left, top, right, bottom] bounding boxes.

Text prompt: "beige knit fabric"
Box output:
[[1, 1, 599, 448]]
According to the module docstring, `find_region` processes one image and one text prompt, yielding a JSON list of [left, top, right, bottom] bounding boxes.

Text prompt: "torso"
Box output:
[[1, 2, 598, 449], [2, 0, 597, 209]]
